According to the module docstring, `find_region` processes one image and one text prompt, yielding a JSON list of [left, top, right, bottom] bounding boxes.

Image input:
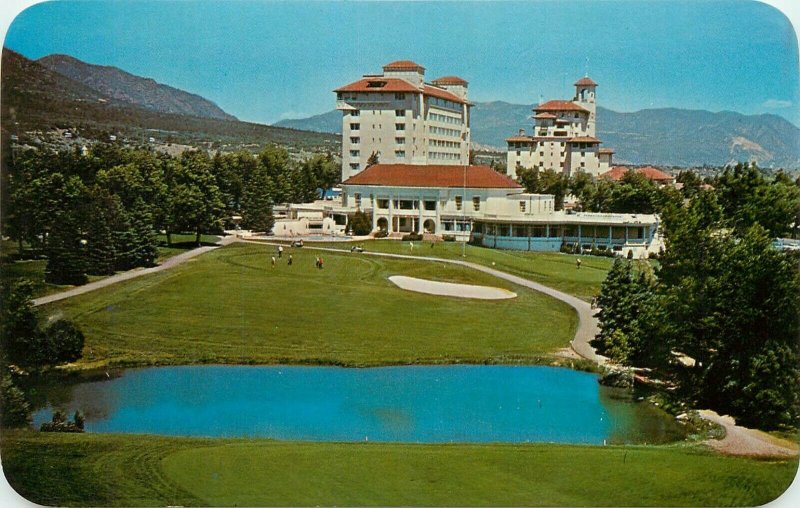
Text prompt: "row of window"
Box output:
[[473, 223, 646, 239], [336, 92, 406, 101], [428, 112, 462, 125], [429, 152, 461, 160], [429, 97, 461, 111], [428, 126, 461, 137], [362, 197, 480, 212], [428, 139, 460, 148]]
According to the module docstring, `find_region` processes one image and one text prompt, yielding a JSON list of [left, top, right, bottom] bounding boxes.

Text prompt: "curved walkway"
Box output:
[[32, 236, 236, 307], [246, 240, 606, 365], [699, 410, 798, 458]]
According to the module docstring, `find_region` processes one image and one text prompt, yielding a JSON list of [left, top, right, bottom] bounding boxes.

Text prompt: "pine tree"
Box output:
[[129, 201, 158, 267], [241, 165, 275, 233], [45, 225, 87, 286]]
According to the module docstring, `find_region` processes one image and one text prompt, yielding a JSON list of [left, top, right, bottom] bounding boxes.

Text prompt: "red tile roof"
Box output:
[[506, 136, 533, 143], [334, 78, 466, 104], [432, 76, 468, 86], [335, 78, 419, 94], [342, 164, 522, 189], [422, 84, 467, 104], [383, 60, 425, 71], [533, 112, 557, 119], [599, 148, 615, 154], [574, 76, 597, 86], [568, 136, 601, 143], [534, 100, 589, 113], [599, 166, 631, 181], [637, 166, 674, 181], [600, 166, 674, 182]]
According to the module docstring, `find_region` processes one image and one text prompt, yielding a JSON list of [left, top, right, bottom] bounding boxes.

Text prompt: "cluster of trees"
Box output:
[[4, 143, 339, 285], [1, 281, 87, 427], [516, 167, 683, 214], [593, 164, 800, 429]]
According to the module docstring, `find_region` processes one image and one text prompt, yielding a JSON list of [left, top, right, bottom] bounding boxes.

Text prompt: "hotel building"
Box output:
[[273, 62, 661, 257], [506, 77, 614, 178], [334, 60, 471, 182]]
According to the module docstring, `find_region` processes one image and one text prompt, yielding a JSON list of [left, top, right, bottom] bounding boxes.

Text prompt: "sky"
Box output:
[[1, 0, 799, 127]]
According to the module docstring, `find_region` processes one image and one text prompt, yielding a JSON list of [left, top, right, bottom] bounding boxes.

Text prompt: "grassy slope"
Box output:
[[0, 236, 219, 299], [1, 432, 796, 507], [42, 242, 577, 368], [314, 240, 615, 301]]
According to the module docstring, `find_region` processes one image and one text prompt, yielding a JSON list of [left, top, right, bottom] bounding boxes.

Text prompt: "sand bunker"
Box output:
[[388, 276, 517, 300]]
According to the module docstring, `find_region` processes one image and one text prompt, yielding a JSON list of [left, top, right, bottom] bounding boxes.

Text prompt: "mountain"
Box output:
[[274, 102, 800, 168], [37, 54, 237, 121], [1, 48, 338, 151], [274, 110, 341, 134]]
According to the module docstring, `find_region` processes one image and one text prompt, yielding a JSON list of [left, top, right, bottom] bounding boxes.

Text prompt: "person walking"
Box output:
[[271, 256, 276, 268], [576, 258, 582, 269], [288, 254, 293, 266], [278, 245, 283, 258], [410, 241, 414, 253]]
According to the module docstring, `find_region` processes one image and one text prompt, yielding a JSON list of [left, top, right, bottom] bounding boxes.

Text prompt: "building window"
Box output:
[[350, 123, 360, 130], [395, 150, 406, 158], [455, 195, 463, 211], [424, 200, 436, 211], [354, 193, 362, 208], [472, 196, 481, 211], [519, 201, 526, 212], [350, 150, 360, 157], [350, 110, 359, 116], [377, 199, 389, 209], [395, 137, 405, 145], [395, 93, 405, 100], [349, 163, 359, 170], [395, 123, 405, 131], [395, 109, 405, 117], [350, 137, 360, 144]]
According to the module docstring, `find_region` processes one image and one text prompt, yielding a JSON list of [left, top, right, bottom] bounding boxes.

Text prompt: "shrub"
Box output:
[[401, 233, 423, 241], [442, 235, 456, 242], [373, 230, 389, 239]]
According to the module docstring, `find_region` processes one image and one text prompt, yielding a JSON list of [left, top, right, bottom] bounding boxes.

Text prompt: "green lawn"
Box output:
[[2, 431, 796, 507], [314, 240, 616, 301], [42, 242, 577, 368]]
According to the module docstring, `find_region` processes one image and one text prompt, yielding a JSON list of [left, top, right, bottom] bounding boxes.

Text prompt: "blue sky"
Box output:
[[3, 0, 799, 126]]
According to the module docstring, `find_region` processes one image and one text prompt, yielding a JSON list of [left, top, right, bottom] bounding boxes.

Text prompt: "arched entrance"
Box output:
[[423, 219, 436, 234], [377, 217, 389, 232]]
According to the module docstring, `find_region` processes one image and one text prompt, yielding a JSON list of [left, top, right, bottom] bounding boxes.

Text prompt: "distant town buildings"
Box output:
[[335, 60, 471, 182], [506, 77, 614, 178]]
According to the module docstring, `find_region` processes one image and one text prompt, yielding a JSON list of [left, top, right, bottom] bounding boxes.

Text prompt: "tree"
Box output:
[[307, 153, 339, 199], [241, 163, 275, 232], [593, 259, 658, 365], [349, 210, 372, 235], [0, 281, 40, 366], [367, 151, 380, 167], [166, 152, 225, 245], [128, 200, 159, 267], [0, 376, 31, 428]]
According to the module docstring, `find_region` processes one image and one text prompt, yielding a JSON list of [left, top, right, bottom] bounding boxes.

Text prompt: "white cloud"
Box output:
[[761, 99, 793, 109]]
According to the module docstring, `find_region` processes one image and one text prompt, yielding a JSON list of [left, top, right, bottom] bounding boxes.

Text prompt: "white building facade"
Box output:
[[335, 61, 471, 182], [339, 163, 660, 257], [507, 77, 614, 178]]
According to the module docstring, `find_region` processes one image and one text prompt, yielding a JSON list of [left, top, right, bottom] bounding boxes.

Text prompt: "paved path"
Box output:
[[699, 410, 798, 458], [32, 236, 236, 307], [245, 239, 606, 364]]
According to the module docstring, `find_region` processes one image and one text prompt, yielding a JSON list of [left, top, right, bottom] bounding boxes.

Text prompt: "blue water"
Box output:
[[30, 365, 683, 444]]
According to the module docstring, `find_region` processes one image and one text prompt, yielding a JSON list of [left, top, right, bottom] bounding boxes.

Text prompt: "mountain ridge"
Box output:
[[37, 53, 237, 121], [275, 102, 800, 168]]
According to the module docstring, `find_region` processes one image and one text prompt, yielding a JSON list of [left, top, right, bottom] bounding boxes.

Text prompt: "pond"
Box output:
[[28, 365, 685, 444]]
